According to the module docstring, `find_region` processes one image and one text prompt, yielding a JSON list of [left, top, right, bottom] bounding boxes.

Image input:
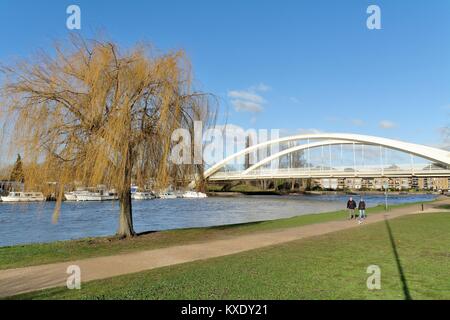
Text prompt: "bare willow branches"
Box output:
[[0, 35, 217, 236]]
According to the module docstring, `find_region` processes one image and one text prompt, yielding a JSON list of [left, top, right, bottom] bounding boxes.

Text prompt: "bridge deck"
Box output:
[[209, 169, 450, 181]]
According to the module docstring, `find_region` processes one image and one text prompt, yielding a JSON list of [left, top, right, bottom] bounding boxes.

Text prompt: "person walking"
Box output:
[[358, 198, 366, 223], [347, 197, 357, 219]]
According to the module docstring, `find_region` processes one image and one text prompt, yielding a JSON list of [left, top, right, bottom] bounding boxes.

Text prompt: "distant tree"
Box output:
[[9, 154, 24, 183], [305, 178, 312, 191], [0, 35, 216, 237]]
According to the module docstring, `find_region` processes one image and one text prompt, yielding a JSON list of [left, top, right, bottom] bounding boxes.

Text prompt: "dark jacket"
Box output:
[[358, 201, 366, 210], [347, 200, 357, 209]]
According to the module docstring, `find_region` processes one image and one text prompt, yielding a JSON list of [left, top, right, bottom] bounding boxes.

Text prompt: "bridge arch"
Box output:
[[204, 133, 450, 179], [242, 140, 354, 174]]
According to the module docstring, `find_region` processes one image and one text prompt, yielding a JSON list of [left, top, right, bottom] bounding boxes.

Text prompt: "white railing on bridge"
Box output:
[[209, 163, 450, 180]]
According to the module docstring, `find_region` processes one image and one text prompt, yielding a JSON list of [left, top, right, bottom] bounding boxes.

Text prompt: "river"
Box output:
[[0, 194, 436, 247]]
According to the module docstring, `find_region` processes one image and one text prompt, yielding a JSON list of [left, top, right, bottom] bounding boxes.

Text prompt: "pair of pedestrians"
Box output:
[[346, 197, 366, 223]]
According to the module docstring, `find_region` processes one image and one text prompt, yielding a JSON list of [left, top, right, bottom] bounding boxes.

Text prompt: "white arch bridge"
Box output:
[[200, 133, 450, 183]]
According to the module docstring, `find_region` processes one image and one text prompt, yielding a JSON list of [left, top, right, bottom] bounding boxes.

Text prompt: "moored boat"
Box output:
[[64, 191, 78, 201], [69, 190, 118, 201], [158, 192, 178, 199], [99, 191, 118, 201], [1, 192, 46, 202], [182, 191, 208, 198], [132, 191, 155, 200], [74, 191, 102, 201]]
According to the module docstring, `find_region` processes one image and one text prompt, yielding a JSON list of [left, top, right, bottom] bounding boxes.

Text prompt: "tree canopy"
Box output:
[[0, 36, 216, 236]]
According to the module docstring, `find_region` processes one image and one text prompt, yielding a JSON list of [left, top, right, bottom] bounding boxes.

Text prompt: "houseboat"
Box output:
[[1, 192, 46, 202], [65, 189, 118, 201]]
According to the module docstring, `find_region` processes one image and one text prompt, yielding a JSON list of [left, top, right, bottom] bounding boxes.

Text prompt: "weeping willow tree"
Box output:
[[0, 36, 216, 237]]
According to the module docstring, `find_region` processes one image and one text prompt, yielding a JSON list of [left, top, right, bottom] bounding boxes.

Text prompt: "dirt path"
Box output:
[[1, 198, 449, 298]]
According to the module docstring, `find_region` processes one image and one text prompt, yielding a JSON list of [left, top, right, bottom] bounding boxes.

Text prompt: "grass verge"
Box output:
[[0, 200, 434, 270], [10, 212, 450, 300]]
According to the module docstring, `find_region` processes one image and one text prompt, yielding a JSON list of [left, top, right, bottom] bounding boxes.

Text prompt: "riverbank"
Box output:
[[0, 199, 436, 271], [3, 199, 450, 299]]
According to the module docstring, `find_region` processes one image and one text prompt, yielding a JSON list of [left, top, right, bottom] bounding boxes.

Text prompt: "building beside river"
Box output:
[[315, 177, 450, 191]]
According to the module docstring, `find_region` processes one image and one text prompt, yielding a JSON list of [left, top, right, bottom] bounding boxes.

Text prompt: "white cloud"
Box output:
[[228, 91, 265, 104], [231, 100, 263, 113], [228, 83, 269, 114], [379, 120, 396, 129]]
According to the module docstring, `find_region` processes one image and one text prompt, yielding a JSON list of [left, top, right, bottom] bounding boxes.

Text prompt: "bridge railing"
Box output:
[[209, 163, 450, 180]]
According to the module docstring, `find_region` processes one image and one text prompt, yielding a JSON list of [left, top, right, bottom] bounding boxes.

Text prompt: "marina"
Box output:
[[1, 188, 208, 202]]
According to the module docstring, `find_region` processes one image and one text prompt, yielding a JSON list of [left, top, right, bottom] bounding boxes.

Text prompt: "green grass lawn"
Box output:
[[0, 202, 419, 270], [11, 212, 450, 300]]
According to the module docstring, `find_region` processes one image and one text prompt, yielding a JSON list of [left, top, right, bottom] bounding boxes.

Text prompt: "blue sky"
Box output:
[[1, 0, 450, 149]]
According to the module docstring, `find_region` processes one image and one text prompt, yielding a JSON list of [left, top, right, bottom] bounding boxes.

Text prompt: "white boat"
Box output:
[[73, 190, 118, 201], [158, 192, 178, 199], [132, 191, 155, 200], [1, 192, 46, 202], [64, 191, 78, 201], [182, 191, 208, 198], [100, 191, 118, 201], [74, 191, 102, 201]]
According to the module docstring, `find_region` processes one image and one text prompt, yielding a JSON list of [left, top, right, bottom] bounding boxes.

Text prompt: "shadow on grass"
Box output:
[[135, 220, 266, 236], [384, 217, 412, 300], [208, 220, 265, 230], [435, 204, 450, 210], [136, 230, 158, 236]]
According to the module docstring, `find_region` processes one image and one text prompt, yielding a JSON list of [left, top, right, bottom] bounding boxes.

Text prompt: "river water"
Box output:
[[0, 194, 436, 247]]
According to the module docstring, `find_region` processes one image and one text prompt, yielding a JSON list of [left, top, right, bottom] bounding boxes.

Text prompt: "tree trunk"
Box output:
[[118, 188, 135, 237], [117, 146, 136, 238]]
